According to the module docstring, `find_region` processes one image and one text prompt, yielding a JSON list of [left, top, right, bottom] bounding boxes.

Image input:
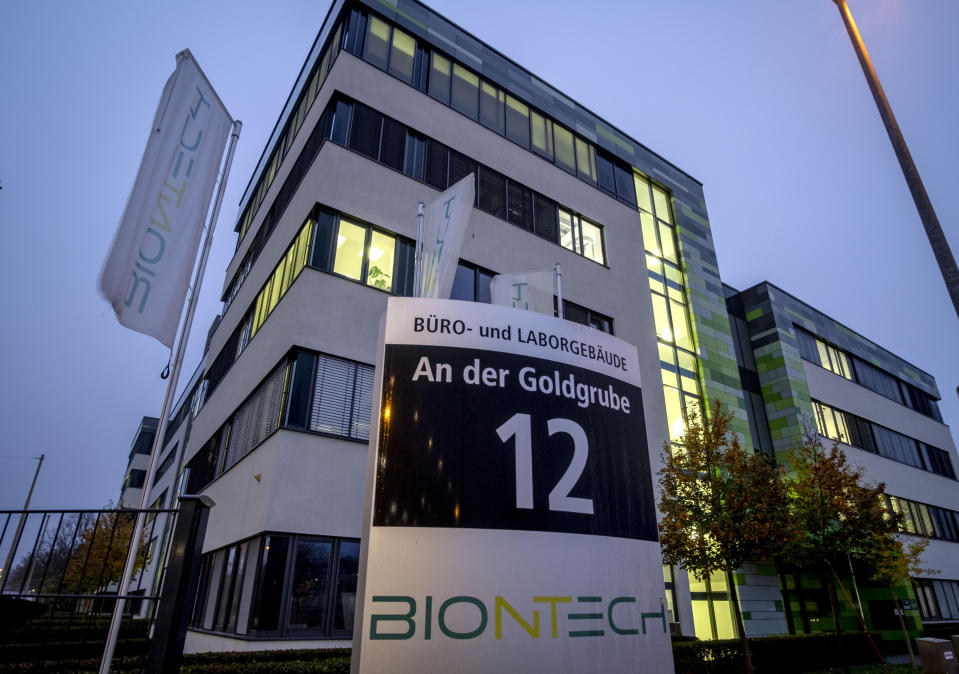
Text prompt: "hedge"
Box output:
[[673, 633, 882, 673]]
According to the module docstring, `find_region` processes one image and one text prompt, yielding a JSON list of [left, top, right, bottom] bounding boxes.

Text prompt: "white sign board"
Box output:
[[352, 298, 673, 673]]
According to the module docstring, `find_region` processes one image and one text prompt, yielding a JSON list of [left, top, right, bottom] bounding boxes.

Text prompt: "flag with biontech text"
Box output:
[[419, 173, 475, 299], [490, 268, 555, 315], [100, 49, 232, 347]]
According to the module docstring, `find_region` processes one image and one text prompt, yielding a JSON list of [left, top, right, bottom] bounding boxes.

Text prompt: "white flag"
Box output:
[[419, 174, 475, 299], [100, 50, 232, 347], [491, 269, 555, 315]]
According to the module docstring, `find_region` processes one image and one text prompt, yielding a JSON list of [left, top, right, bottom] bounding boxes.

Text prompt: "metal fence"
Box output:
[[0, 506, 179, 671]]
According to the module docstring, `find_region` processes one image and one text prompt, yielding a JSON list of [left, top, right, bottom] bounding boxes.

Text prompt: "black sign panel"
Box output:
[[373, 344, 657, 541]]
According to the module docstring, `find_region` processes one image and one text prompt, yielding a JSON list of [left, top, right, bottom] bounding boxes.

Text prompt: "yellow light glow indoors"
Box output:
[[454, 503, 461, 522], [369, 246, 384, 261], [671, 418, 686, 440], [336, 234, 345, 247], [659, 327, 673, 342], [383, 406, 391, 421]]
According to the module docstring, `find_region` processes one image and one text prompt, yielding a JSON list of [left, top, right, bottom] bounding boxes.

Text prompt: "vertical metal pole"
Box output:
[[99, 120, 241, 674], [555, 263, 564, 319], [1, 454, 44, 592], [415, 202, 425, 297], [833, 0, 959, 319]]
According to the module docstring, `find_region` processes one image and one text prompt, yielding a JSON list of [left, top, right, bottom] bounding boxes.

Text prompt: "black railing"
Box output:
[[0, 499, 211, 673]]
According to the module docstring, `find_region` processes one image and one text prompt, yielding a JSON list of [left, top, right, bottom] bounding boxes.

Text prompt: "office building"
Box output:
[[127, 0, 958, 652], [725, 282, 959, 638]]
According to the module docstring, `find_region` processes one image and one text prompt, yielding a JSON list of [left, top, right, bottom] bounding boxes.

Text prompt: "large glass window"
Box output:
[[199, 535, 360, 638], [553, 124, 575, 174], [428, 52, 451, 105], [479, 81, 505, 134], [388, 28, 416, 83], [505, 95, 530, 149], [364, 15, 391, 69], [451, 64, 479, 119], [557, 208, 605, 265], [287, 539, 333, 632], [251, 536, 290, 632], [332, 219, 366, 281]]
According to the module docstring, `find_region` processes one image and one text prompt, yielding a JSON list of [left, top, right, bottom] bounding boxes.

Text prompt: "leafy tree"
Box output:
[[61, 508, 149, 595], [781, 431, 901, 670], [867, 533, 934, 670], [658, 402, 792, 674]]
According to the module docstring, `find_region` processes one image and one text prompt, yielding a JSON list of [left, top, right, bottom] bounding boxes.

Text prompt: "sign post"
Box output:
[[352, 298, 674, 673]]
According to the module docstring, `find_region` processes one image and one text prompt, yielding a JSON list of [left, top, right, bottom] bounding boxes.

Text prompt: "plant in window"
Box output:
[[367, 264, 392, 290]]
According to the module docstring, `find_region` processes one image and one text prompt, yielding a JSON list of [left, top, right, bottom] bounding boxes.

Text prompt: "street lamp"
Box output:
[[832, 0, 959, 320]]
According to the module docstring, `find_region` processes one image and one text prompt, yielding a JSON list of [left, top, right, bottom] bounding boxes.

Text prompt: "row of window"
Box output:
[[797, 327, 942, 422], [211, 210, 413, 399], [327, 96, 606, 265], [913, 578, 959, 622], [887, 495, 959, 542], [235, 21, 343, 246], [211, 204, 614, 412], [812, 399, 955, 478], [192, 533, 359, 638], [187, 349, 375, 494], [346, 8, 640, 207], [224, 87, 613, 316]]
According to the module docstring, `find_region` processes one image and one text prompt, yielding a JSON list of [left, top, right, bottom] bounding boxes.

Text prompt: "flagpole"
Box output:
[[555, 263, 564, 319], [414, 202, 425, 297], [99, 119, 242, 674]]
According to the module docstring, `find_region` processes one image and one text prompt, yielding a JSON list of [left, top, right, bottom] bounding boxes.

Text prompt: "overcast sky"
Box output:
[[1, 0, 956, 509]]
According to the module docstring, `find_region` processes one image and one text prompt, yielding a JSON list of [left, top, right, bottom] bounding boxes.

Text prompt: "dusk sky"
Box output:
[[1, 0, 956, 509]]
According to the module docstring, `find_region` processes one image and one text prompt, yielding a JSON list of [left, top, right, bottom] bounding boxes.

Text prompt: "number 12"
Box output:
[[495, 412, 594, 515]]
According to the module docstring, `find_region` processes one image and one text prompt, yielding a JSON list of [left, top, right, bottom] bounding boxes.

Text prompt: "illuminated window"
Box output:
[[367, 230, 396, 292], [333, 220, 366, 281], [557, 208, 605, 264], [575, 137, 596, 183], [689, 571, 736, 640], [553, 124, 575, 174]]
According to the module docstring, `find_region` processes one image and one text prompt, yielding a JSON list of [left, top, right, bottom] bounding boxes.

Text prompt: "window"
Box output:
[[530, 110, 553, 161], [450, 261, 494, 303], [203, 534, 362, 638], [250, 217, 315, 339], [124, 469, 146, 490], [913, 579, 959, 621], [235, 20, 340, 248], [363, 15, 390, 69], [561, 300, 613, 334], [429, 52, 451, 104], [575, 137, 596, 183], [388, 28, 416, 83], [324, 97, 608, 264], [557, 209, 605, 264], [479, 81, 505, 134], [812, 398, 952, 476], [153, 448, 176, 486], [888, 495, 959, 542], [553, 124, 575, 174], [309, 354, 375, 441], [451, 64, 479, 119], [505, 95, 530, 148]]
